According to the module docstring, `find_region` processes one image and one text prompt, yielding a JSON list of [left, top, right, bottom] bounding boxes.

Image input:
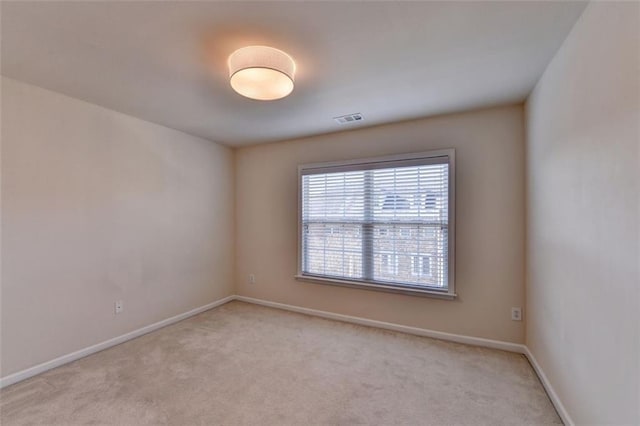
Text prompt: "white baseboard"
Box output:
[[523, 346, 573, 426], [235, 295, 527, 354], [2, 293, 571, 426], [236, 296, 574, 424], [0, 295, 236, 389]]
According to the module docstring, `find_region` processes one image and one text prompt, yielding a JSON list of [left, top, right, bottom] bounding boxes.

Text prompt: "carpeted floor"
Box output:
[[1, 301, 561, 425]]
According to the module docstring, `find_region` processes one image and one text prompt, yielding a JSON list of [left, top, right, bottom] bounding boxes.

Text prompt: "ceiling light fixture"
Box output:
[[228, 46, 296, 101]]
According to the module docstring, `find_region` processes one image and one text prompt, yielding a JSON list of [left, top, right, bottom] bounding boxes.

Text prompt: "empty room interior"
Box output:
[[1, 1, 638, 425]]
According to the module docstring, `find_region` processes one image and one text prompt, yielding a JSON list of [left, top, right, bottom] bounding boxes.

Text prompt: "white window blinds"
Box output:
[[299, 150, 455, 296]]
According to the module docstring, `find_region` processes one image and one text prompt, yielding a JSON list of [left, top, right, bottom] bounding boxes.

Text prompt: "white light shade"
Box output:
[[228, 46, 295, 100]]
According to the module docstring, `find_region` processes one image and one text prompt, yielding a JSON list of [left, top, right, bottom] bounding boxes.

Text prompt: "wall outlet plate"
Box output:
[[248, 274, 256, 284], [115, 300, 124, 314], [511, 307, 522, 321]]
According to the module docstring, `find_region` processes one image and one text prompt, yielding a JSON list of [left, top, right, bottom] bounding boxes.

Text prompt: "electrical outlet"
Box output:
[[248, 274, 256, 284], [511, 307, 522, 321], [115, 300, 124, 314]]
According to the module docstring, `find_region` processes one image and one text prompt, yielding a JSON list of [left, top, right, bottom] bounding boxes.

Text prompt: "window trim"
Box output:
[[296, 149, 456, 299]]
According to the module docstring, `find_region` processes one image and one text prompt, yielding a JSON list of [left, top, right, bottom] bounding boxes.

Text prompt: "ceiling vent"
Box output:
[[334, 113, 363, 124]]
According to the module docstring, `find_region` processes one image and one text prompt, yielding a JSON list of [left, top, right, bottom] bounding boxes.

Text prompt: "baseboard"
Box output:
[[235, 296, 571, 425], [0, 295, 236, 389], [523, 346, 574, 426], [2, 293, 571, 426], [235, 295, 527, 354]]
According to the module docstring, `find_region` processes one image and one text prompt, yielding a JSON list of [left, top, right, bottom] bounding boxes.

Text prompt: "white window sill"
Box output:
[[295, 274, 457, 300]]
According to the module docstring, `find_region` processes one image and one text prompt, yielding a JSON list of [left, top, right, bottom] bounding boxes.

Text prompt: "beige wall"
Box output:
[[0, 77, 235, 376], [236, 105, 526, 343], [525, 2, 639, 424]]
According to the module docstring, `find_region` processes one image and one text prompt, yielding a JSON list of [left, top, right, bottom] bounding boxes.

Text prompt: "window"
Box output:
[[425, 191, 437, 209], [380, 253, 399, 275], [382, 194, 410, 210], [297, 150, 455, 298], [324, 225, 341, 236], [411, 255, 433, 278]]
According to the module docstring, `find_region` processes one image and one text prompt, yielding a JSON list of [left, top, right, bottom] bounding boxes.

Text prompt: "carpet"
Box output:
[[1, 301, 561, 425]]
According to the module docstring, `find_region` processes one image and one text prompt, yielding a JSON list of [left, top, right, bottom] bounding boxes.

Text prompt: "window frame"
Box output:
[[296, 149, 456, 300]]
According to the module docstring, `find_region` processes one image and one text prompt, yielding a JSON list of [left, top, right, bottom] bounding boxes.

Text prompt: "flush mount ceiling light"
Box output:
[[228, 46, 296, 101]]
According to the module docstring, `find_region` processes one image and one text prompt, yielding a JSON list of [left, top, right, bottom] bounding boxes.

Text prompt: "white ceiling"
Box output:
[[1, 1, 587, 147]]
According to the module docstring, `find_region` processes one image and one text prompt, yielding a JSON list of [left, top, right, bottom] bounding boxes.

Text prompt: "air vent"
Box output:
[[334, 113, 363, 124]]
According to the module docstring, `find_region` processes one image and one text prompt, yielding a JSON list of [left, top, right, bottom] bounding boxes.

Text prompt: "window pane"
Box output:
[[372, 164, 448, 224], [303, 171, 365, 222], [303, 223, 363, 279], [371, 225, 447, 288], [300, 153, 452, 293]]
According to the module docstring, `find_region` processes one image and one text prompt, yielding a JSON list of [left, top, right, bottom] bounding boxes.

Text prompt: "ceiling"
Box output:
[[1, 1, 587, 147]]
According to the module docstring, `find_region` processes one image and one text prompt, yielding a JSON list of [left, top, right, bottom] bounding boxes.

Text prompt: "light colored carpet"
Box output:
[[1, 301, 560, 425]]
